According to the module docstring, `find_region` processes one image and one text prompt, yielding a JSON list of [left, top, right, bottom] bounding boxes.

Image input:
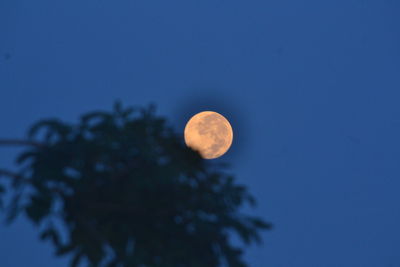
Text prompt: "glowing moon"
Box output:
[[184, 111, 233, 159]]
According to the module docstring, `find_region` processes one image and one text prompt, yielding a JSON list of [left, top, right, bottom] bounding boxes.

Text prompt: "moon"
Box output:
[[184, 111, 233, 159]]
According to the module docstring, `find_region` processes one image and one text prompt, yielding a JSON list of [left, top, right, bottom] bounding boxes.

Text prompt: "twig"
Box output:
[[0, 139, 44, 148], [86, 201, 173, 216], [0, 169, 33, 186], [0, 169, 24, 180]]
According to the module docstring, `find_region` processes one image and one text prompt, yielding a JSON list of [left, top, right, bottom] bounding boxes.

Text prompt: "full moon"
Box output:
[[184, 111, 233, 159]]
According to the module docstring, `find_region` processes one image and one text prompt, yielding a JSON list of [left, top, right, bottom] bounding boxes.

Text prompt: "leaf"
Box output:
[[121, 107, 135, 119], [0, 185, 5, 210], [250, 217, 273, 230], [25, 194, 52, 224], [229, 218, 254, 244], [80, 111, 111, 125], [40, 228, 60, 246], [106, 259, 120, 267], [245, 194, 257, 207], [114, 100, 123, 114], [6, 193, 22, 224], [71, 251, 84, 267], [28, 119, 69, 139], [56, 244, 76, 256], [15, 151, 37, 165]]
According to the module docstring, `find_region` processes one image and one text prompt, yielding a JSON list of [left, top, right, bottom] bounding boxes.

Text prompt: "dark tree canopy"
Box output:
[[0, 102, 271, 267]]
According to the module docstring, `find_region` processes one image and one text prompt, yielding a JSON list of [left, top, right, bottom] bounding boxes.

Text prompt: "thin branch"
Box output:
[[0, 169, 24, 180], [0, 139, 44, 148], [0, 170, 66, 195], [0, 169, 33, 186], [86, 201, 173, 216]]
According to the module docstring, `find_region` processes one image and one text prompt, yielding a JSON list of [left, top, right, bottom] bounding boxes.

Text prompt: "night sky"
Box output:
[[1, 0, 400, 266]]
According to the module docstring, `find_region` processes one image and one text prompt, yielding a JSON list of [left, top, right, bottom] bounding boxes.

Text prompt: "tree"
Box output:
[[0, 102, 271, 267]]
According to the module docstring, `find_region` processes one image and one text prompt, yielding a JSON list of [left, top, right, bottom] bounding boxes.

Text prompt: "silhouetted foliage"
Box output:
[[0, 102, 271, 267]]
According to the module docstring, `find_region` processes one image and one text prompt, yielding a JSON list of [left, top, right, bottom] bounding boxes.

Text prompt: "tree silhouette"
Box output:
[[0, 102, 271, 267]]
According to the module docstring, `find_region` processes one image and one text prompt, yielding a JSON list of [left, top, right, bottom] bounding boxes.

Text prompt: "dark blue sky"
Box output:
[[1, 0, 400, 266]]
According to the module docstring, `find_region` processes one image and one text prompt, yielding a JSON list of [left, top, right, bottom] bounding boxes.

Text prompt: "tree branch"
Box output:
[[0, 169, 24, 180], [0, 139, 44, 148], [85, 201, 173, 216]]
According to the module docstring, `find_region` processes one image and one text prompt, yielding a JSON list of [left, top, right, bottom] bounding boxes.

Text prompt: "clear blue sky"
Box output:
[[1, 0, 400, 266]]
